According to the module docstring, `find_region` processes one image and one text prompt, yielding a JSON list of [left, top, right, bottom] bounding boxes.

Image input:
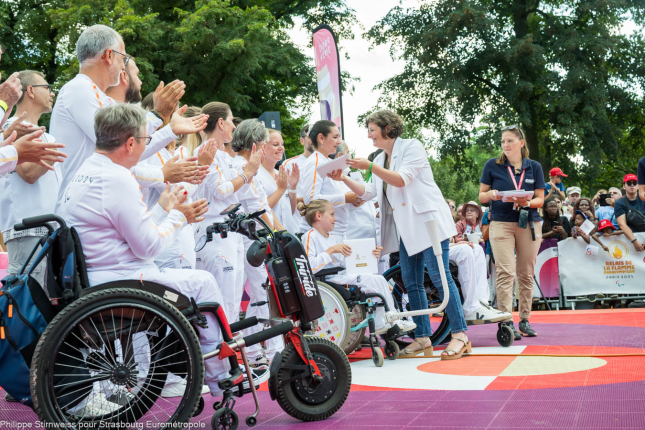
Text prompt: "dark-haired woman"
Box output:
[[479, 125, 544, 339], [542, 197, 570, 241], [328, 110, 472, 360], [299, 120, 358, 239]]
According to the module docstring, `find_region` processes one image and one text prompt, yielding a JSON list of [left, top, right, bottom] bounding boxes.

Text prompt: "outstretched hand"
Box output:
[[153, 80, 186, 120], [346, 157, 370, 171], [169, 105, 208, 135], [12, 129, 67, 170]]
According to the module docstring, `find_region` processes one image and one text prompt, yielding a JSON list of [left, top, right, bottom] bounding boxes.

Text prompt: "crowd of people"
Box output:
[[2, 23, 645, 413]]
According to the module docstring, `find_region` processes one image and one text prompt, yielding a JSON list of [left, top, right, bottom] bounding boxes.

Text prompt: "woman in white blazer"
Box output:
[[328, 110, 470, 360]]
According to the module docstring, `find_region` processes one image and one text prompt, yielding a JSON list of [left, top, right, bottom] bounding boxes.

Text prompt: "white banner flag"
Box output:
[[558, 233, 645, 296]]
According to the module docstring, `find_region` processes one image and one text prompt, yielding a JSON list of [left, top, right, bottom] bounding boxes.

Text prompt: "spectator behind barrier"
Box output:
[[571, 197, 597, 227], [541, 197, 571, 242], [545, 167, 567, 201], [639, 155, 645, 201], [595, 187, 622, 230], [615, 173, 645, 252], [566, 186, 581, 215]]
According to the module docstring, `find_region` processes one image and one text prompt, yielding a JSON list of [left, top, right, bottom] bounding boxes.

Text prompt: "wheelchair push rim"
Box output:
[[30, 288, 204, 429], [305, 282, 351, 352]]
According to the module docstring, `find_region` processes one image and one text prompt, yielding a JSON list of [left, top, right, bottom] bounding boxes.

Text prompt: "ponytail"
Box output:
[[297, 200, 332, 226], [496, 126, 529, 165]]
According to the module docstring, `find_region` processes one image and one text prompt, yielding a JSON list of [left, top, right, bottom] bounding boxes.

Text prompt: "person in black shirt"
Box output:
[[542, 197, 570, 241], [615, 174, 645, 252]]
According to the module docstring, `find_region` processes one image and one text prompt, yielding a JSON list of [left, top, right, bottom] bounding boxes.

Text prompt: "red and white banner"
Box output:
[[312, 24, 344, 137]]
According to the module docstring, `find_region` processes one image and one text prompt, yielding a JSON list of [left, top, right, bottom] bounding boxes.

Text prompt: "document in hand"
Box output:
[[496, 190, 534, 203], [580, 219, 596, 236], [344, 238, 378, 275], [315, 153, 351, 178]]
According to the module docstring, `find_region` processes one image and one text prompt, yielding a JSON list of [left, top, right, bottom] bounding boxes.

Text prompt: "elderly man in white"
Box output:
[[57, 104, 231, 402], [50, 24, 208, 210]]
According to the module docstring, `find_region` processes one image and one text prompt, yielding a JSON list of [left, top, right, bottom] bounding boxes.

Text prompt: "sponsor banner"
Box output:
[[312, 24, 344, 137], [558, 233, 645, 296], [533, 238, 560, 298]]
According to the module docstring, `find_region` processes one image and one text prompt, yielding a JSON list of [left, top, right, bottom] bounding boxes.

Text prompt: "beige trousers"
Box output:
[[489, 221, 542, 320]]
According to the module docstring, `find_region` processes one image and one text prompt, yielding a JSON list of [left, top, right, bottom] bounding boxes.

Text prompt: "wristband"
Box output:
[[366, 162, 374, 183], [0, 100, 7, 113], [288, 188, 297, 194], [632, 238, 638, 243], [239, 173, 248, 184]]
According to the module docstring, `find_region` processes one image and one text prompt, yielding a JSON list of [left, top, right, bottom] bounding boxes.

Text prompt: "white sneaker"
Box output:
[[242, 365, 270, 390], [69, 392, 121, 416], [464, 305, 510, 324], [249, 353, 268, 368], [393, 319, 416, 333], [374, 322, 393, 335], [161, 378, 209, 398]]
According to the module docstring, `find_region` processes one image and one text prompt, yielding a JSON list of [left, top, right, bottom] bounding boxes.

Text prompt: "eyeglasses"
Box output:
[[501, 124, 525, 140], [31, 84, 53, 92], [136, 136, 152, 145], [625, 181, 638, 187], [111, 49, 131, 67]]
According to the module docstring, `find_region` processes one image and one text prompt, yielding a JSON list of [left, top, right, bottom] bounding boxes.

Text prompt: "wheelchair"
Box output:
[[18, 211, 350, 430]]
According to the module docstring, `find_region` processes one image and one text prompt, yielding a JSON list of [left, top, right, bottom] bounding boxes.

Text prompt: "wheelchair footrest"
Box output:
[[218, 367, 244, 391]]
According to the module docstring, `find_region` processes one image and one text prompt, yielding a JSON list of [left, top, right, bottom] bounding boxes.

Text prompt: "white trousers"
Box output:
[[88, 266, 230, 394], [241, 236, 284, 359], [155, 227, 197, 270], [449, 243, 489, 315], [327, 273, 395, 329], [196, 232, 245, 324]]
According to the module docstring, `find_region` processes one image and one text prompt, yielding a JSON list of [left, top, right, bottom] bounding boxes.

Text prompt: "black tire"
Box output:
[[31, 288, 204, 429], [344, 304, 367, 355], [372, 347, 384, 367], [274, 337, 351, 421], [245, 415, 257, 427], [383, 265, 464, 346], [194, 396, 205, 417], [497, 325, 514, 347], [384, 341, 400, 360], [211, 408, 238, 430], [307, 282, 351, 352]]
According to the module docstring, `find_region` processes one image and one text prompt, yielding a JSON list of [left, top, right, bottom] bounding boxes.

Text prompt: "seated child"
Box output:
[[572, 210, 608, 251], [298, 199, 416, 335]]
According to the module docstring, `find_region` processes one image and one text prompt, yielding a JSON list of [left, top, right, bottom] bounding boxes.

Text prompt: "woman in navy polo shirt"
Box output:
[[479, 125, 545, 340]]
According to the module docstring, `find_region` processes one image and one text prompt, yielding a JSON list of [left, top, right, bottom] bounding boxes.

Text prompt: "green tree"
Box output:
[[0, 0, 356, 155], [366, 0, 645, 194]]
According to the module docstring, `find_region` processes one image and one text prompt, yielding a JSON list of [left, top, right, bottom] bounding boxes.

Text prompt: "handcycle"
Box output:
[[16, 210, 349, 430]]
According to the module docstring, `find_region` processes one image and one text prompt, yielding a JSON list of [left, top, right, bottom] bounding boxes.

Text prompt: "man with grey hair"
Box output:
[[1, 70, 59, 287], [51, 24, 207, 211], [57, 104, 233, 407]]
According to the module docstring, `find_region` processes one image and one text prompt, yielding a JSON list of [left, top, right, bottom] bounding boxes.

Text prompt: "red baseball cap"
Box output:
[[549, 167, 567, 177], [624, 174, 638, 183], [598, 219, 615, 231]]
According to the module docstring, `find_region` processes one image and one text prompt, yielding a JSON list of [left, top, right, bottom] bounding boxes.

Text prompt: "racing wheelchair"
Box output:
[[4, 212, 350, 430]]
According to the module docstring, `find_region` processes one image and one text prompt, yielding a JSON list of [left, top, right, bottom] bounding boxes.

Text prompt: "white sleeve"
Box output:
[[69, 86, 103, 142], [0, 145, 18, 175], [303, 156, 345, 205], [106, 174, 187, 260], [397, 140, 428, 187], [237, 178, 264, 212], [145, 112, 163, 135], [140, 125, 177, 162], [304, 230, 332, 273], [360, 182, 377, 201], [131, 164, 166, 190], [201, 163, 235, 200]]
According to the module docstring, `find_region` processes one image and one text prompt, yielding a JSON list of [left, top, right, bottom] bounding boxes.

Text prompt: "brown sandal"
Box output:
[[440, 336, 472, 361]]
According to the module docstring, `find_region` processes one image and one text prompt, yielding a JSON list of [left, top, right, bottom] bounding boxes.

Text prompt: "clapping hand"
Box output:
[[158, 182, 187, 212], [288, 163, 300, 190], [153, 80, 186, 120], [169, 105, 209, 135], [162, 155, 209, 184], [243, 142, 264, 178], [2, 112, 45, 140], [276, 164, 288, 190], [197, 139, 217, 166]]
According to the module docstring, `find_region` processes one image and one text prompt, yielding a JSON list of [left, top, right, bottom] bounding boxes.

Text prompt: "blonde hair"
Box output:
[[179, 106, 203, 155], [297, 200, 332, 226]]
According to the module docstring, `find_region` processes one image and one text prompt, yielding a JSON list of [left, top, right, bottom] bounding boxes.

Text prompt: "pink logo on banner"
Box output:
[[535, 239, 560, 297], [313, 25, 343, 137], [0, 252, 8, 280]]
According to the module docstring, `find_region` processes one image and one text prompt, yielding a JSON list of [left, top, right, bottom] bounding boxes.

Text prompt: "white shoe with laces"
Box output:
[[393, 319, 416, 333], [464, 305, 510, 324]]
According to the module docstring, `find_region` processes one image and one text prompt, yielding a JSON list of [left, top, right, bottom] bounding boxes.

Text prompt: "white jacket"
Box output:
[[0, 145, 18, 176], [361, 138, 456, 256]]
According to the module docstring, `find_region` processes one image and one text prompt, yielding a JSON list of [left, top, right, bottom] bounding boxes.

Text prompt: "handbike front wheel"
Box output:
[[273, 337, 351, 421], [30, 287, 204, 429]]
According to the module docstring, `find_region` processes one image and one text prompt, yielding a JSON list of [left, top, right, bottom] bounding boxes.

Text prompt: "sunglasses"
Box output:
[[501, 124, 525, 140], [625, 181, 638, 187]]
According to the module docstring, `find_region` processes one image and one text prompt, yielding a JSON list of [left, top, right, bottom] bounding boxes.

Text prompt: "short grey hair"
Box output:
[[17, 70, 46, 103], [95, 103, 146, 152], [231, 119, 269, 152], [337, 141, 349, 155], [76, 25, 122, 64]]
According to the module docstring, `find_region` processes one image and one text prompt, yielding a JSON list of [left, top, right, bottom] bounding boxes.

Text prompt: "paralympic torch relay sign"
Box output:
[[558, 233, 645, 296], [312, 24, 344, 137]]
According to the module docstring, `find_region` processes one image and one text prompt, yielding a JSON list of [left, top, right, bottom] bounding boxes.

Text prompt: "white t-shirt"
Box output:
[[57, 153, 186, 282], [300, 151, 350, 236], [0, 118, 60, 238], [302, 228, 344, 274], [0, 145, 18, 176], [283, 154, 309, 231]]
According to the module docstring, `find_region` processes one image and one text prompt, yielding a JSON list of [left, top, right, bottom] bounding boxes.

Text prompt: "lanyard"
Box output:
[[507, 166, 525, 190]]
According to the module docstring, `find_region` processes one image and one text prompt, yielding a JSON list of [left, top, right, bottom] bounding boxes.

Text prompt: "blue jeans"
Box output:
[[399, 238, 468, 337]]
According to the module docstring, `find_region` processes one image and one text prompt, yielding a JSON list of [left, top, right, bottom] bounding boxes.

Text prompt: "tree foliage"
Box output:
[[0, 0, 355, 156], [367, 0, 645, 195]]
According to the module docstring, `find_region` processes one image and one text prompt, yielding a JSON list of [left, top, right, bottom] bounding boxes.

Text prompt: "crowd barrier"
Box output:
[[531, 232, 645, 308]]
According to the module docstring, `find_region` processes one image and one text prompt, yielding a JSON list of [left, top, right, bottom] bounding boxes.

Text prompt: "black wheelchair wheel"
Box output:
[[211, 407, 238, 430], [31, 288, 204, 429], [274, 337, 351, 421], [383, 264, 464, 346]]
